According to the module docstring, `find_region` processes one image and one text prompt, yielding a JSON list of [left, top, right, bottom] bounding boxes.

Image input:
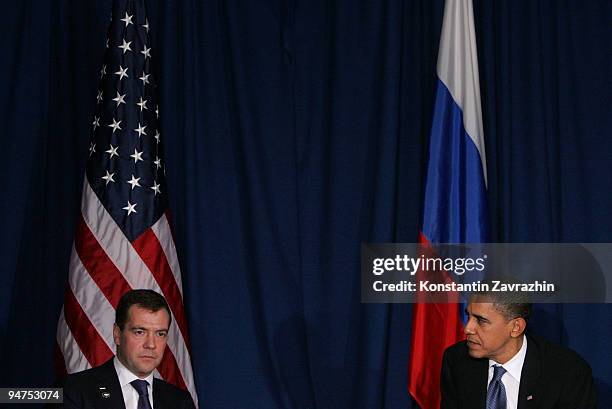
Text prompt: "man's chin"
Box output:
[[135, 361, 158, 377], [466, 343, 484, 358]]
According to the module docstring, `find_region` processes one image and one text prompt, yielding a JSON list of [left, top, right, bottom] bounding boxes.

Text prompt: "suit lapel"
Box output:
[[92, 359, 126, 409], [153, 378, 168, 409], [474, 359, 489, 409], [518, 335, 541, 409], [464, 355, 489, 409]]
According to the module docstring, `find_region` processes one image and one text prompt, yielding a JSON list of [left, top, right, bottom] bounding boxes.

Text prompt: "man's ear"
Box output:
[[510, 318, 527, 338], [113, 323, 121, 346]]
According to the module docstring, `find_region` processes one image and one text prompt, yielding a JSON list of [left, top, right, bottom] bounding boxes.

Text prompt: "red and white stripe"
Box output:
[[57, 179, 198, 406]]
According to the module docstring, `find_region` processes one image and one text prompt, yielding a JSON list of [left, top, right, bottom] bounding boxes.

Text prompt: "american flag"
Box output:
[[55, 0, 198, 405]]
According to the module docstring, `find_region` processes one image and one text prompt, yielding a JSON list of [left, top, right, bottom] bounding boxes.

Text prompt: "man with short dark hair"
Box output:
[[61, 289, 195, 409], [441, 292, 597, 409]]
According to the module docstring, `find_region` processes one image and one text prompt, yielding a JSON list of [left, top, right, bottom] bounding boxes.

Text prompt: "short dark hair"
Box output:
[[471, 277, 532, 321], [115, 289, 172, 330], [491, 300, 531, 322]]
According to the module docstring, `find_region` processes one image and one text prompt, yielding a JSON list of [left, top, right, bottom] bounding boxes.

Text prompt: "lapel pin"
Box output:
[[527, 395, 534, 401], [98, 386, 111, 399]]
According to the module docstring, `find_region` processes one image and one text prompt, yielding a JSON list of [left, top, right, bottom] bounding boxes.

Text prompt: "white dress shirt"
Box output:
[[487, 335, 527, 409], [114, 356, 155, 409]]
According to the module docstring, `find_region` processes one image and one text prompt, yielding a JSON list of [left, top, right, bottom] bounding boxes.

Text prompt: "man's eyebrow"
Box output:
[[130, 326, 169, 331], [473, 313, 489, 322], [465, 309, 489, 322]]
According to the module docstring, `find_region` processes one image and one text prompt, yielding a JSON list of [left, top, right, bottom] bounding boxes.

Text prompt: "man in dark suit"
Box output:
[[441, 292, 597, 409], [61, 289, 195, 409]]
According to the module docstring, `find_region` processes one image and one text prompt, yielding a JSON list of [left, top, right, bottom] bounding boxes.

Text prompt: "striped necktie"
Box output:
[[486, 365, 507, 409]]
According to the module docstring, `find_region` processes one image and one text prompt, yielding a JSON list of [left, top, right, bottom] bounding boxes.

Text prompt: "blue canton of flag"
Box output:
[[88, 0, 165, 241]]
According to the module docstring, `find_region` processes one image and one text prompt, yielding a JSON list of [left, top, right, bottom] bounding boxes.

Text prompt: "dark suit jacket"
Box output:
[[59, 359, 195, 409], [441, 333, 597, 409]]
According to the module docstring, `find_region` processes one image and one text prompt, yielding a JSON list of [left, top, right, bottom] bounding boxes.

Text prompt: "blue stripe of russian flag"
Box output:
[[421, 79, 488, 244]]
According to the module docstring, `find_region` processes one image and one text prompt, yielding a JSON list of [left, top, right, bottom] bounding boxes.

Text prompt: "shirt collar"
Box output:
[[113, 356, 155, 389], [489, 334, 527, 382]]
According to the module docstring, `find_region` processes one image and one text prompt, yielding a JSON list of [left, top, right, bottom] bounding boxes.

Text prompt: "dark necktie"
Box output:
[[486, 365, 507, 409], [130, 379, 153, 409]]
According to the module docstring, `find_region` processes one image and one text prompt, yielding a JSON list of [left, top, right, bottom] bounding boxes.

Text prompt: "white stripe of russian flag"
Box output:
[[437, 0, 487, 187]]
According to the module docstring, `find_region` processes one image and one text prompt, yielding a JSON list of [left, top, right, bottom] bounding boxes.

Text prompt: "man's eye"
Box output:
[[133, 329, 145, 335], [157, 331, 168, 337]]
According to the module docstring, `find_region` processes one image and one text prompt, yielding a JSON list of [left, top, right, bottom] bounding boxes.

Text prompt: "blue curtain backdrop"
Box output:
[[0, 0, 610, 408]]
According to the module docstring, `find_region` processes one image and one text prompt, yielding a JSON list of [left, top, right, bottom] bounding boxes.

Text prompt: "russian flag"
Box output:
[[408, 0, 488, 408]]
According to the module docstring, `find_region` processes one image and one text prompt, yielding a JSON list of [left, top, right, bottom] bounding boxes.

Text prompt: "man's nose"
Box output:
[[464, 318, 475, 335], [143, 333, 156, 349]]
